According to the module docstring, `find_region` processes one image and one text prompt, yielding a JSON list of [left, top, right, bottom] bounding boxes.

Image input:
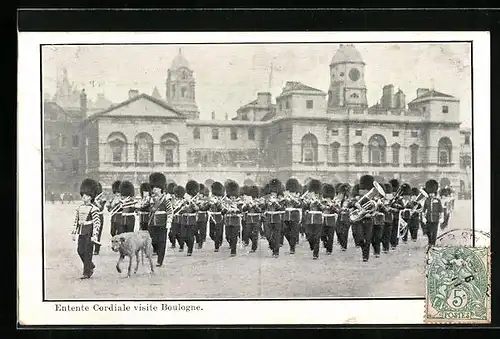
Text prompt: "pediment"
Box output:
[[98, 94, 184, 119]]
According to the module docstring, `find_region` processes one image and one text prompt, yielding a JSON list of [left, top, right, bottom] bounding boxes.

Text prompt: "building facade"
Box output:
[[44, 44, 473, 197]]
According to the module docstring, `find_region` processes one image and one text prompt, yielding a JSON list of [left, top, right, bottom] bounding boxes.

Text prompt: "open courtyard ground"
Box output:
[[43, 200, 471, 300]]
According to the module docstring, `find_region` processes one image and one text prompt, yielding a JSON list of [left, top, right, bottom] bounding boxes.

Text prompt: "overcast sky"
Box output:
[[42, 43, 471, 127]]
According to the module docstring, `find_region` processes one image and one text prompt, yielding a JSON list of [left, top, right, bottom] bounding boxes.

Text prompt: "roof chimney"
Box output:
[[257, 92, 272, 106], [128, 89, 139, 100], [211, 111, 215, 120]]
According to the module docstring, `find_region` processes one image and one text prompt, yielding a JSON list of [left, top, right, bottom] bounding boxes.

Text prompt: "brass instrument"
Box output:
[[173, 192, 200, 214], [388, 186, 404, 207], [412, 188, 428, 213], [349, 181, 386, 222]]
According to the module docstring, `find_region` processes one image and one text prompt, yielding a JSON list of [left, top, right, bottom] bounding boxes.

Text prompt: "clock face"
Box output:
[[349, 68, 360, 82]]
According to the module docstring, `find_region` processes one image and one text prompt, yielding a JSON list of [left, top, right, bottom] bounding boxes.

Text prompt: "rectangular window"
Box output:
[[285, 100, 290, 109], [212, 128, 219, 140], [465, 135, 470, 145], [442, 105, 449, 113], [355, 147, 363, 164], [72, 135, 79, 147], [411, 148, 418, 165], [72, 159, 79, 172], [392, 131, 399, 137], [422, 106, 427, 112], [331, 129, 339, 136], [306, 100, 314, 109], [248, 128, 255, 140], [165, 149, 174, 166], [393, 149, 400, 165], [355, 130, 362, 136], [60, 134, 67, 148], [411, 131, 418, 138], [241, 113, 248, 120], [230, 128, 238, 140]]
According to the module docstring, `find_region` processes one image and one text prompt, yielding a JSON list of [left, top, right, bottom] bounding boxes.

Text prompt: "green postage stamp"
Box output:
[[425, 246, 491, 323]]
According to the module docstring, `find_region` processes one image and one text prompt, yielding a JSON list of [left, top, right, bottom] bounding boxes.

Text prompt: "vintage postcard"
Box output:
[[17, 31, 490, 325]]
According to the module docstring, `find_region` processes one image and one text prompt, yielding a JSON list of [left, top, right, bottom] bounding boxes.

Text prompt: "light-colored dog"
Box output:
[[110, 231, 154, 277]]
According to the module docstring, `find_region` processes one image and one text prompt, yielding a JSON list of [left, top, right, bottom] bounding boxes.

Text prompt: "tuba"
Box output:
[[349, 181, 386, 222], [412, 188, 429, 212]]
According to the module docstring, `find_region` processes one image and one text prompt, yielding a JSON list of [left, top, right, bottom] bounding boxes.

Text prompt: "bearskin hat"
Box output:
[[263, 184, 270, 196], [359, 175, 375, 190], [199, 183, 206, 192], [285, 178, 301, 193], [96, 182, 103, 195], [174, 185, 186, 198], [269, 178, 283, 195], [307, 179, 322, 194], [119, 180, 135, 197], [166, 182, 177, 195], [411, 187, 419, 196], [389, 179, 400, 191], [439, 187, 449, 196], [338, 183, 351, 195], [400, 183, 412, 196], [351, 184, 360, 197], [226, 181, 239, 197], [149, 172, 166, 192], [241, 185, 249, 196], [111, 180, 121, 194], [383, 183, 393, 194], [322, 183, 336, 199], [425, 179, 439, 194], [185, 180, 200, 197], [80, 178, 98, 200], [211, 181, 225, 197], [248, 185, 260, 199], [334, 183, 342, 193], [140, 182, 151, 196]]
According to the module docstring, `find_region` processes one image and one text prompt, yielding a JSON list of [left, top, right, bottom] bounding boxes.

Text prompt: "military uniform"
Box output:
[[209, 181, 225, 252], [380, 183, 395, 254], [106, 180, 122, 237], [371, 198, 386, 258], [179, 180, 200, 256], [137, 182, 152, 231], [242, 186, 263, 252], [388, 179, 404, 251], [350, 184, 362, 247], [223, 181, 242, 257], [264, 179, 285, 257], [304, 179, 324, 260], [335, 183, 352, 251], [321, 184, 338, 255], [398, 184, 413, 244], [148, 172, 173, 267], [406, 187, 423, 242], [282, 178, 302, 254], [171, 186, 186, 251], [118, 181, 136, 234], [195, 186, 210, 249], [355, 175, 378, 262], [71, 179, 101, 279], [423, 179, 444, 248], [92, 182, 106, 255]]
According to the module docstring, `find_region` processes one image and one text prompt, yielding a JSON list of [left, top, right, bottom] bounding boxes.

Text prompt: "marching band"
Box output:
[[73, 173, 455, 273]]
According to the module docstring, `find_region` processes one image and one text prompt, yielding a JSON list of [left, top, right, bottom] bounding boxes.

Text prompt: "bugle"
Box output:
[[173, 192, 200, 214]]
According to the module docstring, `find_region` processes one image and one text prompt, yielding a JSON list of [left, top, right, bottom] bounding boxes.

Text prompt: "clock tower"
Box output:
[[327, 44, 368, 110]]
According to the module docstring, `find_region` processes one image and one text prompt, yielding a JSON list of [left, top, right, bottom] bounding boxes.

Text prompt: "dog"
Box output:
[[110, 231, 154, 277]]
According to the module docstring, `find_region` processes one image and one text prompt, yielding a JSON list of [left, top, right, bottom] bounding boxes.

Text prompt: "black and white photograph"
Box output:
[[18, 31, 490, 325]]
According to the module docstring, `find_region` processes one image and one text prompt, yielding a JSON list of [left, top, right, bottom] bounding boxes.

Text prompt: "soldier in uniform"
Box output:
[[350, 184, 362, 247], [264, 179, 285, 258], [261, 183, 271, 241], [406, 187, 423, 242], [380, 183, 395, 254], [282, 178, 302, 255], [118, 181, 136, 234], [106, 180, 122, 237], [195, 184, 210, 249], [148, 172, 173, 267], [303, 179, 324, 260], [71, 179, 101, 279], [209, 181, 225, 252], [179, 180, 200, 256], [422, 179, 444, 249], [172, 185, 186, 252], [354, 175, 377, 262], [335, 183, 351, 251], [92, 182, 106, 255], [371, 195, 386, 258], [137, 182, 152, 231], [242, 185, 263, 253], [399, 183, 413, 244], [321, 183, 338, 255], [166, 182, 177, 248], [439, 187, 451, 230], [388, 179, 404, 251], [223, 181, 242, 257]]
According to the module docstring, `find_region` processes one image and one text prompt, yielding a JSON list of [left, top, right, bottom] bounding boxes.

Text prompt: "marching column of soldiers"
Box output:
[[72, 172, 455, 274]]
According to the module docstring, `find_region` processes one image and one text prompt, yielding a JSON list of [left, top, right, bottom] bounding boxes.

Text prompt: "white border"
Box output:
[[18, 31, 490, 325]]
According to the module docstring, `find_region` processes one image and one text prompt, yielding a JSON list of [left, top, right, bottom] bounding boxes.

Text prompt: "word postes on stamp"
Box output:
[[434, 229, 490, 248], [425, 246, 490, 323]]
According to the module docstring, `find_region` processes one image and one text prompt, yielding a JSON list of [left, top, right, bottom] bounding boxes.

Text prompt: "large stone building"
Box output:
[[44, 44, 472, 197]]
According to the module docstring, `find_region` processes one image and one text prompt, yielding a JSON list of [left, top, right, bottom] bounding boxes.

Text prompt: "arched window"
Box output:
[[181, 87, 187, 98], [330, 142, 340, 165], [160, 133, 179, 167], [462, 154, 471, 168], [391, 143, 401, 165], [368, 134, 387, 164], [301, 133, 318, 163], [134, 132, 154, 164], [171, 85, 176, 98], [410, 144, 419, 165], [438, 137, 453, 165], [354, 142, 364, 164], [107, 132, 127, 163], [193, 127, 200, 140]]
